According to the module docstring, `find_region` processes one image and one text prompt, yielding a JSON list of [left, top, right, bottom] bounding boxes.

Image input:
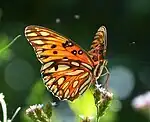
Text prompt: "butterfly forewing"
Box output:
[[88, 26, 109, 86], [25, 25, 94, 101], [25, 26, 94, 66]]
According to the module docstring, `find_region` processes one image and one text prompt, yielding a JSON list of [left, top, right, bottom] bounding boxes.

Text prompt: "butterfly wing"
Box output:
[[87, 26, 109, 86], [88, 26, 107, 64], [25, 25, 94, 101], [41, 60, 93, 101]]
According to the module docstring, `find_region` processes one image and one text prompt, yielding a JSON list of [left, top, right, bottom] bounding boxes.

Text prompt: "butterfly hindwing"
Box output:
[[41, 60, 93, 101]]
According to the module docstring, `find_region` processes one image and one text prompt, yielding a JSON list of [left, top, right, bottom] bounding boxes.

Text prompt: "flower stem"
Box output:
[[0, 93, 7, 122], [0, 35, 21, 54], [10, 107, 21, 121]]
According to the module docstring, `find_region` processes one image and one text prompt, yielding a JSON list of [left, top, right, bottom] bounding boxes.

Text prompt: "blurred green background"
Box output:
[[0, 0, 150, 122]]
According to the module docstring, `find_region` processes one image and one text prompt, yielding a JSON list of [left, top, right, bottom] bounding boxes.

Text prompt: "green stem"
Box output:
[[10, 107, 21, 121], [96, 106, 99, 122], [0, 35, 21, 54]]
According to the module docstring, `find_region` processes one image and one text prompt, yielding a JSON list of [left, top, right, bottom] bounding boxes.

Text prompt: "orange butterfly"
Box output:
[[25, 25, 109, 101]]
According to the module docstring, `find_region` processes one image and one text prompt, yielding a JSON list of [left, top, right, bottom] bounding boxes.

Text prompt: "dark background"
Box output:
[[0, 0, 150, 122]]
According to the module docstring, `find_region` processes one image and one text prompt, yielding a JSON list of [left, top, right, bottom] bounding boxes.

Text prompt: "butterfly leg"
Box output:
[[104, 69, 110, 90], [100, 66, 110, 89], [95, 59, 110, 89], [94, 60, 108, 84], [100, 66, 109, 77]]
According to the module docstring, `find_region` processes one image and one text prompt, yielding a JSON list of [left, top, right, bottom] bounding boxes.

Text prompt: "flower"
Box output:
[[131, 91, 150, 110]]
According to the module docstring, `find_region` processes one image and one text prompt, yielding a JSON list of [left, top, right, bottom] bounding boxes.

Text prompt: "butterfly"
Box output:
[[25, 25, 109, 101]]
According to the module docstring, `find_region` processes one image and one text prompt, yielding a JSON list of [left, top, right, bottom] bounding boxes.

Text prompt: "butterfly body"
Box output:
[[25, 25, 107, 101]]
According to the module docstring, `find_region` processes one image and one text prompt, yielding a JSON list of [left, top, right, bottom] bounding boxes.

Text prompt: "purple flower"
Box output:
[[131, 91, 150, 110]]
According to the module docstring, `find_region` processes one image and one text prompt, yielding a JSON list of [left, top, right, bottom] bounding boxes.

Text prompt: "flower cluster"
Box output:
[[132, 91, 150, 110], [26, 102, 56, 122]]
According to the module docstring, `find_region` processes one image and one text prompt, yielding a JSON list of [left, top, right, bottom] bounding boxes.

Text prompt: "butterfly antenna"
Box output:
[[0, 35, 21, 54]]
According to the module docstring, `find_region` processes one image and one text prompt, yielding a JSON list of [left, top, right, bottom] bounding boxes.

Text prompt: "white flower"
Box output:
[[26, 104, 43, 114]]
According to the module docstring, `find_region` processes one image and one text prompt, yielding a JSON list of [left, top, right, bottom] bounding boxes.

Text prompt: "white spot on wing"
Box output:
[[37, 51, 43, 55], [79, 85, 89, 95], [43, 76, 50, 83], [36, 48, 43, 51], [42, 62, 54, 70], [35, 28, 40, 31], [40, 31, 50, 36], [62, 82, 69, 89], [66, 70, 84, 75], [49, 67, 56, 73], [32, 40, 45, 45], [81, 63, 92, 70], [53, 87, 58, 93], [62, 58, 68, 61], [64, 89, 69, 98], [79, 75, 91, 91], [80, 72, 89, 79], [25, 30, 31, 33], [27, 33, 37, 37], [49, 65, 70, 73], [67, 95, 70, 99], [73, 81, 78, 88], [75, 87, 79, 95], [46, 78, 55, 86], [57, 65, 70, 71], [57, 77, 65, 85], [55, 90, 63, 99], [59, 90, 63, 96], [71, 92, 75, 97], [71, 61, 80, 66], [56, 91, 59, 96], [51, 85, 57, 91]]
